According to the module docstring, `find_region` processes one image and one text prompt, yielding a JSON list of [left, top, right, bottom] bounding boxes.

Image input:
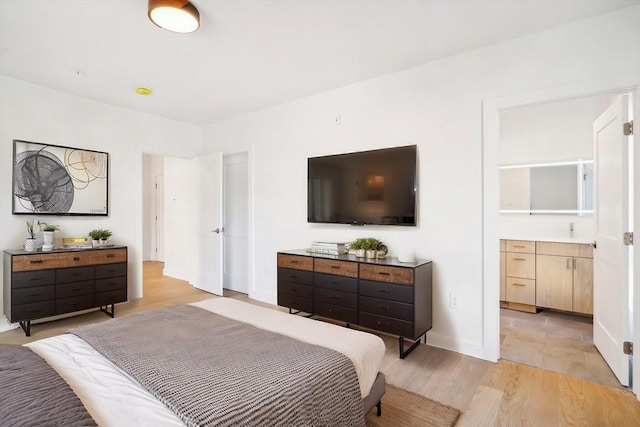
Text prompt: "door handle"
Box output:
[[211, 228, 224, 234], [589, 241, 597, 249]]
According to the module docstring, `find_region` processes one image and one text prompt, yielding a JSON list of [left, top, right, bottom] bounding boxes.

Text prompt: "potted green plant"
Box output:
[[361, 237, 381, 259], [40, 223, 59, 247], [25, 219, 37, 252], [89, 229, 112, 247]]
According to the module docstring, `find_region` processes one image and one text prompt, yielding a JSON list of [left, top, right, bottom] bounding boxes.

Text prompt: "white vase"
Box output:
[[355, 249, 365, 258], [365, 249, 377, 259], [24, 238, 37, 252]]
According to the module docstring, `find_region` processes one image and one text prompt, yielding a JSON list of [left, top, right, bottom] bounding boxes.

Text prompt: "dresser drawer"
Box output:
[[359, 296, 413, 322], [57, 280, 95, 298], [12, 300, 56, 322], [314, 259, 358, 278], [505, 240, 535, 253], [95, 288, 127, 306], [277, 254, 313, 271], [12, 270, 56, 288], [314, 287, 357, 309], [505, 277, 536, 305], [314, 273, 358, 293], [57, 294, 96, 314], [95, 262, 127, 279], [56, 266, 95, 284], [13, 285, 55, 305], [277, 292, 313, 313], [88, 249, 127, 265], [359, 264, 413, 285], [12, 249, 126, 271], [359, 312, 414, 338], [505, 253, 535, 279], [278, 268, 313, 286], [359, 280, 413, 304], [314, 302, 358, 324], [278, 281, 313, 299]]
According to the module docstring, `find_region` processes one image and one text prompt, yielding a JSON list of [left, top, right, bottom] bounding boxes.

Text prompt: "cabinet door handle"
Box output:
[[573, 258, 577, 270], [378, 271, 390, 276], [566, 258, 571, 269], [30, 260, 43, 264], [378, 288, 391, 294], [512, 283, 526, 287], [513, 258, 526, 261]]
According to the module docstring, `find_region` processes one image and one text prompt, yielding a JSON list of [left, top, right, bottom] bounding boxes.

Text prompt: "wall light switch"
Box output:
[[449, 292, 460, 309]]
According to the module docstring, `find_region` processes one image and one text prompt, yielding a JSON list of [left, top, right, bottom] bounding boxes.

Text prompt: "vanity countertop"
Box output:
[[500, 235, 595, 245]]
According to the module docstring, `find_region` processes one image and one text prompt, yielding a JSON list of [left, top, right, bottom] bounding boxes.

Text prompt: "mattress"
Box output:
[[27, 297, 386, 426]]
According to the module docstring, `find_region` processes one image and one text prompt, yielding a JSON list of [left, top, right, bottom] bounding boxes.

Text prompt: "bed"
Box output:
[[3, 298, 386, 426]]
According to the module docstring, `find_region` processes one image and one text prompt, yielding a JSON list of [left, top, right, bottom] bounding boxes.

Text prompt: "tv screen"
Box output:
[[308, 145, 417, 226]]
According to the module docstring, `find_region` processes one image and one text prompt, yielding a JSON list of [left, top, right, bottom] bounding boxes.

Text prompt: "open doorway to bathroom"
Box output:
[[498, 91, 632, 389]]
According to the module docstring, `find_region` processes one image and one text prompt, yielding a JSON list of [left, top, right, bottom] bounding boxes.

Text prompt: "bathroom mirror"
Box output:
[[500, 160, 593, 215]]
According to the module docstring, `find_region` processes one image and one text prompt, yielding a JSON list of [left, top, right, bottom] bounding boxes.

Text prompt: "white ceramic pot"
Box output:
[[365, 249, 377, 259], [24, 238, 37, 252], [355, 249, 365, 258], [43, 231, 54, 245]]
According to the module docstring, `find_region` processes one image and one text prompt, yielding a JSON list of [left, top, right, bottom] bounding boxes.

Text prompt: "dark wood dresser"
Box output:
[[3, 246, 128, 336], [277, 250, 432, 358]]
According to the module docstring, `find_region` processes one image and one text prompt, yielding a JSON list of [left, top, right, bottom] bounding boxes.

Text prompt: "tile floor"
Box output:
[[500, 308, 624, 389]]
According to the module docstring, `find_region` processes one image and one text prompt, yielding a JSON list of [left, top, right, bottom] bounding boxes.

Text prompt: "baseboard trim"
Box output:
[[426, 331, 495, 362]]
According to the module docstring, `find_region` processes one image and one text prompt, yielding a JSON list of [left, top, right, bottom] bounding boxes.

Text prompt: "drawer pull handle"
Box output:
[[513, 258, 526, 261], [328, 295, 340, 300], [30, 260, 43, 264], [377, 304, 391, 310], [71, 273, 81, 277], [288, 274, 298, 279], [71, 287, 82, 291], [330, 281, 340, 285], [290, 260, 299, 264], [330, 266, 340, 270], [106, 254, 115, 258], [512, 283, 526, 287], [378, 289, 391, 294], [377, 321, 390, 326], [378, 272, 390, 276], [513, 245, 525, 248], [27, 308, 41, 313], [288, 288, 298, 292], [108, 269, 116, 273], [328, 308, 340, 314], [73, 257, 80, 261], [27, 292, 42, 297], [27, 277, 42, 281]]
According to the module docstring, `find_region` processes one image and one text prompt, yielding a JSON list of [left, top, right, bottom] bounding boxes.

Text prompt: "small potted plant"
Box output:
[[25, 219, 37, 252], [362, 238, 381, 259], [349, 238, 367, 257], [89, 229, 112, 247], [40, 223, 59, 246]]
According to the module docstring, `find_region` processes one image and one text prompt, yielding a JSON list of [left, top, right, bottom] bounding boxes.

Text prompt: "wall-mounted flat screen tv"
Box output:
[[308, 145, 417, 226]]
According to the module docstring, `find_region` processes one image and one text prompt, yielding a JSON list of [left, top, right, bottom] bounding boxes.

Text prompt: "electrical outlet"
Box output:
[[449, 292, 460, 309], [335, 115, 342, 126]]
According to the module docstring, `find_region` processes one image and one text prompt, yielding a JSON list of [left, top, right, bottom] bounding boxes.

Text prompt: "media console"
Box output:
[[277, 250, 432, 359]]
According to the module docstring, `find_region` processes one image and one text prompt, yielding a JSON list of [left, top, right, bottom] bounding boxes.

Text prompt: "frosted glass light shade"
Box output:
[[148, 0, 200, 33]]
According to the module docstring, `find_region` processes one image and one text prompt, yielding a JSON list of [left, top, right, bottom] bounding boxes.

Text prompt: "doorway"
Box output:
[[483, 81, 640, 394], [223, 152, 249, 294]]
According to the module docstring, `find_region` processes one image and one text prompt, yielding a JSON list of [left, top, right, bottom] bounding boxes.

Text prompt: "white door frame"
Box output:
[[482, 73, 640, 397]]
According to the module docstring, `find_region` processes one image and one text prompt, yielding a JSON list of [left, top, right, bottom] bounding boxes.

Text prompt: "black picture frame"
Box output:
[[12, 139, 109, 216]]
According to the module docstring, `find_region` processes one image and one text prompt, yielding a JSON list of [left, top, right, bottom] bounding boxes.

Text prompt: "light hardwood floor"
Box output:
[[2, 262, 639, 426]]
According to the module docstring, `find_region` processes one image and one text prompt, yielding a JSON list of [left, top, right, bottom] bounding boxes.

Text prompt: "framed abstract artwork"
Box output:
[[12, 140, 109, 216]]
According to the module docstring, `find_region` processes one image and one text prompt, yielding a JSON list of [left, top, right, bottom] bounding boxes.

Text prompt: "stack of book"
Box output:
[[309, 241, 348, 255]]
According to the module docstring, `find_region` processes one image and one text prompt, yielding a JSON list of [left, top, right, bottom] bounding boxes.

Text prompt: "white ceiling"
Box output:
[[0, 0, 637, 125]]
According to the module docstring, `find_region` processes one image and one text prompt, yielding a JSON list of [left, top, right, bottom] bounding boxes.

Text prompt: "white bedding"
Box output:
[[27, 297, 386, 426]]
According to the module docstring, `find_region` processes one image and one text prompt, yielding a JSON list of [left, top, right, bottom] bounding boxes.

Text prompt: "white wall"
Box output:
[[201, 6, 640, 359], [0, 76, 201, 330]]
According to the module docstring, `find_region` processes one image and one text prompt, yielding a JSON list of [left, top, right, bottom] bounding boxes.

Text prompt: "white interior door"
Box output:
[[223, 153, 249, 293], [155, 174, 165, 262], [193, 153, 223, 295], [593, 94, 631, 386]]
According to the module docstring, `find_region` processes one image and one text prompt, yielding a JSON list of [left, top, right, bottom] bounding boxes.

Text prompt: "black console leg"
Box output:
[[376, 401, 382, 417], [19, 320, 31, 337], [100, 303, 115, 318], [399, 335, 423, 359]]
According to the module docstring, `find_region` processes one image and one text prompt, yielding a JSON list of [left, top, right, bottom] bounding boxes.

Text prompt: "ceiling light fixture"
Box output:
[[136, 87, 153, 96], [148, 0, 200, 34]]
